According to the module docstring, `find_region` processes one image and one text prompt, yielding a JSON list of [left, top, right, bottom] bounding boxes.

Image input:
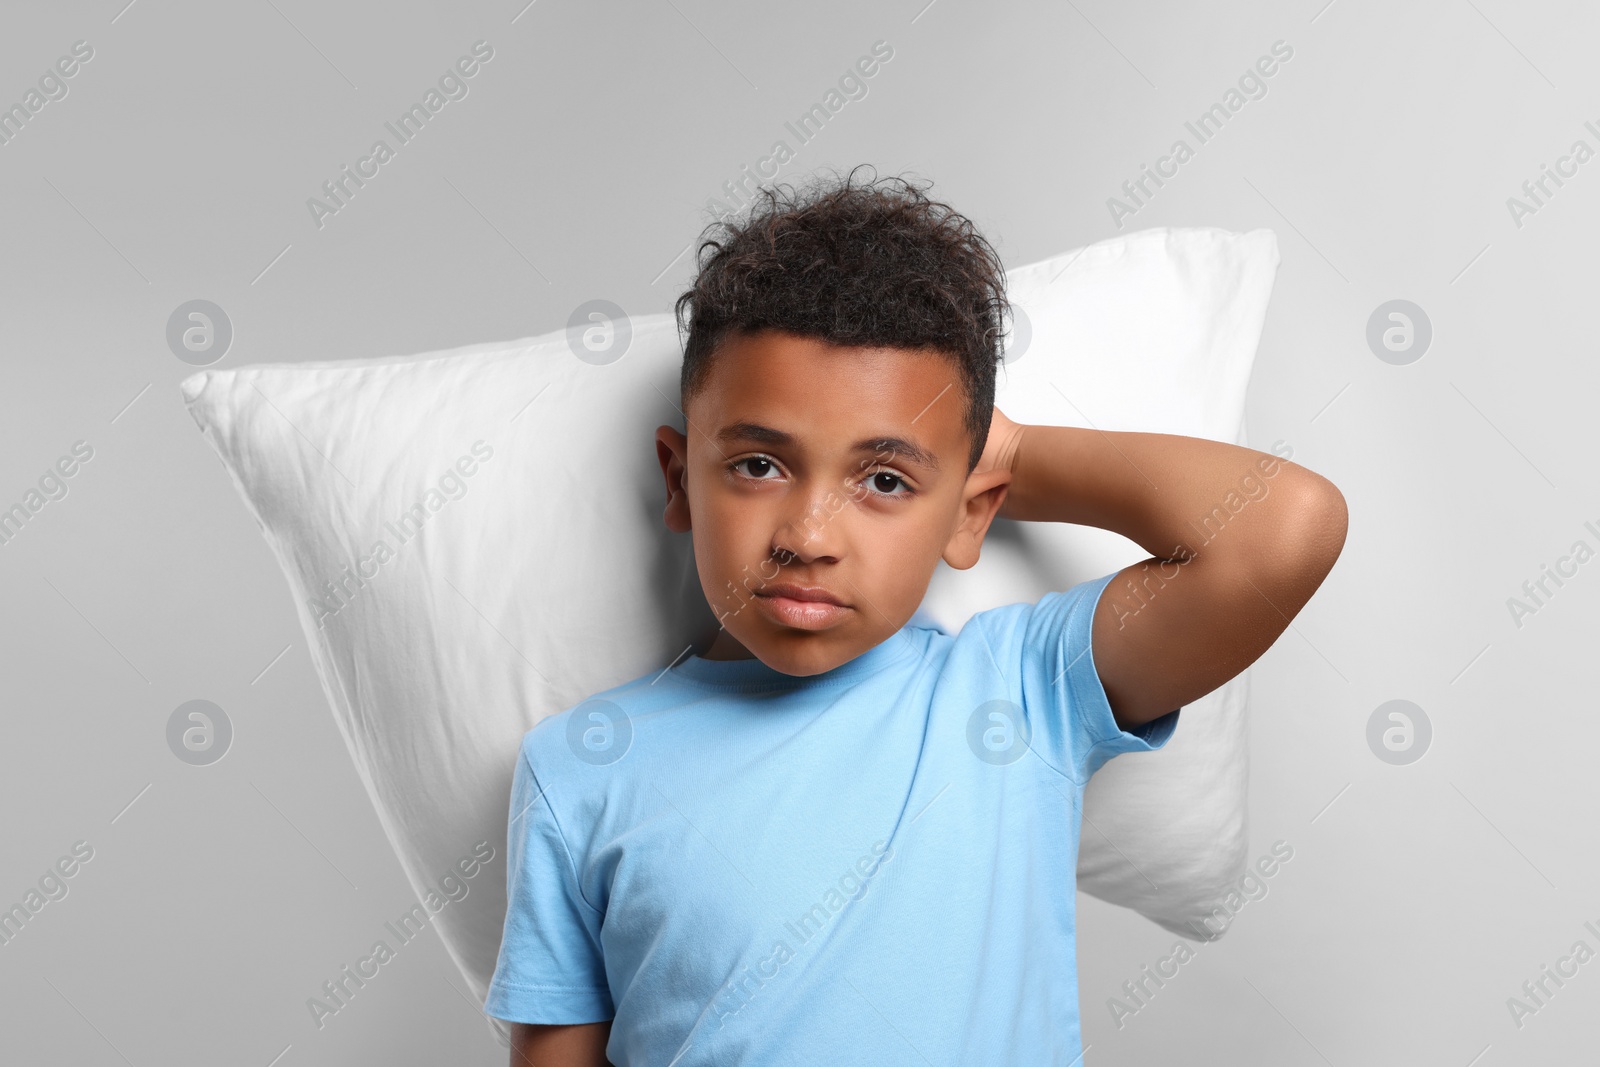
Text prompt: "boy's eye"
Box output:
[[732, 456, 779, 480], [864, 469, 911, 496], [728, 457, 913, 497]]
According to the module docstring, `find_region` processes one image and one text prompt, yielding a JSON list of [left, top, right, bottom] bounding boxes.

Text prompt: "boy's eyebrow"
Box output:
[[715, 421, 942, 473]]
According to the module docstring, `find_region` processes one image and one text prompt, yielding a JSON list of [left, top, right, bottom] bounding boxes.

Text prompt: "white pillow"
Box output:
[[180, 225, 1278, 1047]]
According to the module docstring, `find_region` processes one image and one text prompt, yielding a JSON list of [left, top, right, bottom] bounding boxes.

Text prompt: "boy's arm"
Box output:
[[992, 411, 1348, 731], [510, 1020, 613, 1067]]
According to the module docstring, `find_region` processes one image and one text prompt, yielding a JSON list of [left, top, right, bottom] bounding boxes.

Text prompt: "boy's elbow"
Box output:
[[1299, 478, 1349, 566], [1277, 478, 1348, 592]]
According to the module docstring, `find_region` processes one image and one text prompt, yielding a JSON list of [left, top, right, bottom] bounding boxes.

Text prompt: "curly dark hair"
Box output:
[[674, 164, 1010, 474]]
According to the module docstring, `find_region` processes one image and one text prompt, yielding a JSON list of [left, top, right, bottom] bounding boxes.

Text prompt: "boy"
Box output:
[[483, 166, 1347, 1066]]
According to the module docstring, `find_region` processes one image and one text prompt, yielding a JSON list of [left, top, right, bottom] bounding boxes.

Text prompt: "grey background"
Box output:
[[2, 0, 1596, 1064]]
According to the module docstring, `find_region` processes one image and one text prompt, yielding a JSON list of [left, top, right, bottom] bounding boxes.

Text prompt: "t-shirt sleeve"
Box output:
[[1008, 570, 1181, 783], [483, 735, 615, 1025]]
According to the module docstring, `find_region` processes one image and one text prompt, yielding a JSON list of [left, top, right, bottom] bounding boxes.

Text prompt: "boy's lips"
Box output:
[[756, 582, 847, 606], [753, 584, 851, 629]]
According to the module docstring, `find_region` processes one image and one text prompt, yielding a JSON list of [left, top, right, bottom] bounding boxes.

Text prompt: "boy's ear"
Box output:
[[941, 467, 1011, 571], [655, 425, 693, 533]]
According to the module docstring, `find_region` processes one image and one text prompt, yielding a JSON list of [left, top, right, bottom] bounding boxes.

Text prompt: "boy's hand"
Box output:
[[973, 406, 1027, 519]]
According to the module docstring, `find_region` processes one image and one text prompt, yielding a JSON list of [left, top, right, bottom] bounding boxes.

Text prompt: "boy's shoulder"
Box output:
[[960, 579, 1109, 641], [946, 593, 1045, 648], [518, 664, 674, 778]]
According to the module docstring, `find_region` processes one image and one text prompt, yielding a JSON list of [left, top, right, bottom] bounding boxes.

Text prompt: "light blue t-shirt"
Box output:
[[484, 570, 1179, 1065]]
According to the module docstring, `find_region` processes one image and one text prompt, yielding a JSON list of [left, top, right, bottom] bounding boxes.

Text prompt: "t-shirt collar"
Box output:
[[670, 625, 922, 689]]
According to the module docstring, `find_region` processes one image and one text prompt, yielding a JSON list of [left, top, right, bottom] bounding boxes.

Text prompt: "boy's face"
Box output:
[[655, 329, 1011, 677]]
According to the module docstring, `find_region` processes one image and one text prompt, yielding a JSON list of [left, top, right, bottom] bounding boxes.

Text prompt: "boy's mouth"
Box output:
[[753, 584, 851, 629], [756, 582, 847, 606]]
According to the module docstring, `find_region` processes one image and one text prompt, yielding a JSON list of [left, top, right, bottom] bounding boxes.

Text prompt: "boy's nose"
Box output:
[[771, 489, 848, 563]]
